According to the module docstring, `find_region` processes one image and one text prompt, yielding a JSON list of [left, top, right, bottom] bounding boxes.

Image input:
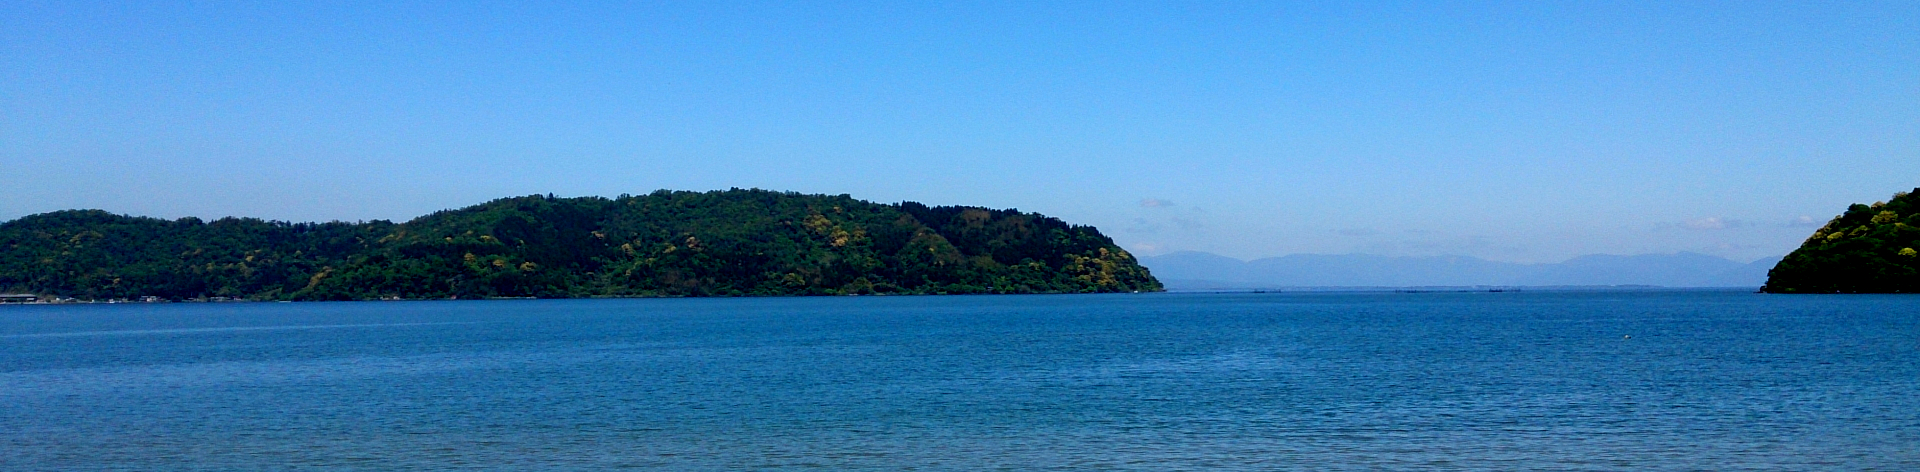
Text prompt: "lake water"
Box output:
[[2, 291, 1917, 470]]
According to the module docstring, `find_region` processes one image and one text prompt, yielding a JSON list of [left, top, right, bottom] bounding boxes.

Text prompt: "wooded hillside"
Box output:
[[1763, 188, 1920, 293], [0, 189, 1161, 300]]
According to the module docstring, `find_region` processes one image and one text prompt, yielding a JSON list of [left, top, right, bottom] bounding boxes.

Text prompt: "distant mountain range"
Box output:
[[1139, 251, 1782, 290]]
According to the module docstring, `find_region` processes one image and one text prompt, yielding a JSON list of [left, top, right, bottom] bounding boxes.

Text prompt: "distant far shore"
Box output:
[[0, 290, 1170, 305], [2, 287, 1785, 306], [1159, 285, 1762, 294]]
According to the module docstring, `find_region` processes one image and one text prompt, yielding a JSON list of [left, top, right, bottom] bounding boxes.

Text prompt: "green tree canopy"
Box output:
[[0, 189, 1161, 300], [1762, 188, 1920, 293]]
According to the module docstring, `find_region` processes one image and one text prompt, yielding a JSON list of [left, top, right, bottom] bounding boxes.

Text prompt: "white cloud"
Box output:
[[1124, 218, 1162, 234], [1138, 198, 1175, 208], [1786, 215, 1823, 227], [1680, 217, 1751, 230]]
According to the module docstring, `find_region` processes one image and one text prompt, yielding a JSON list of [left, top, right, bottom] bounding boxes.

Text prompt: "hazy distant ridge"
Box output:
[[1142, 251, 1781, 289]]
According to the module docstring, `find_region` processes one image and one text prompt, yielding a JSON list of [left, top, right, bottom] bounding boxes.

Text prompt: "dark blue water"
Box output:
[[3, 291, 1917, 470]]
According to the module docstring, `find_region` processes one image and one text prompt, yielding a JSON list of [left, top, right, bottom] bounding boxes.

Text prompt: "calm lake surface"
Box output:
[[3, 291, 1917, 470]]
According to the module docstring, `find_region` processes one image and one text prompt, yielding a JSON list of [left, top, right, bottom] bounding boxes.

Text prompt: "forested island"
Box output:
[[1763, 188, 1920, 293], [0, 190, 1161, 301]]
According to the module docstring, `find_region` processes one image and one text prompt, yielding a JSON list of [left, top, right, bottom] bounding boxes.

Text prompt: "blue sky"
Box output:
[[4, 1, 1916, 263]]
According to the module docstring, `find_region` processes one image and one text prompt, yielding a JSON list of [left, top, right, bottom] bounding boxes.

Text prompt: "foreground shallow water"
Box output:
[[3, 291, 1917, 470]]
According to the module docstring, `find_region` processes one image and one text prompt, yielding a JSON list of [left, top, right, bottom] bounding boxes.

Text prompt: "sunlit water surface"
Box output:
[[3, 291, 1917, 470]]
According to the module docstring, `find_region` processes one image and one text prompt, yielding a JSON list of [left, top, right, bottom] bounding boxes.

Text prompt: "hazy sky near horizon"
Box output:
[[4, 1, 1916, 263]]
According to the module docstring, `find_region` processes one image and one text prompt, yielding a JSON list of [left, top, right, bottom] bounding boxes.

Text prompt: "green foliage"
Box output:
[[1762, 188, 1920, 293], [0, 190, 1161, 300]]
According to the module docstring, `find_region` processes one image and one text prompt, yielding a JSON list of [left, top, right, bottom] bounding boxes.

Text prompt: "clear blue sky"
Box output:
[[4, 1, 1916, 263]]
